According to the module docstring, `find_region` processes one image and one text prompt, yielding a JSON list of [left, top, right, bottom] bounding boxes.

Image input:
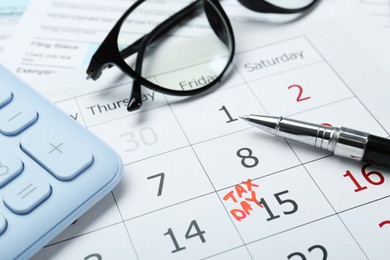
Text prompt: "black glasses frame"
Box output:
[[87, 0, 319, 111]]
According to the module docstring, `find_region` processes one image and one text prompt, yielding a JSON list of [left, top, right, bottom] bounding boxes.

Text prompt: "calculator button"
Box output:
[[3, 175, 52, 215], [0, 153, 23, 188], [0, 214, 6, 235], [21, 122, 94, 181], [0, 89, 12, 108], [0, 103, 38, 136]]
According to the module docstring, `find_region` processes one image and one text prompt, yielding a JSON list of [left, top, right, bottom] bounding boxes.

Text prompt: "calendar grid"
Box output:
[[111, 196, 141, 260], [222, 37, 374, 260], [287, 144, 370, 258], [38, 33, 390, 259], [231, 62, 270, 116], [337, 194, 390, 214], [335, 215, 370, 259], [286, 96, 356, 117], [163, 92, 255, 258], [304, 36, 390, 136], [73, 97, 88, 127]]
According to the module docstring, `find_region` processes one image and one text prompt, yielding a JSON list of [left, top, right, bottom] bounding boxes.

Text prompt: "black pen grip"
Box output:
[[363, 135, 390, 168]]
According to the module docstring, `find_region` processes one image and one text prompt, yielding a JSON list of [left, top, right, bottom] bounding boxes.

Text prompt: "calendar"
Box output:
[[0, 1, 376, 256]]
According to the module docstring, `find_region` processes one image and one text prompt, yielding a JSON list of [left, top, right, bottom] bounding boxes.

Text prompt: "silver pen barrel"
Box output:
[[276, 117, 369, 161], [243, 115, 370, 161]]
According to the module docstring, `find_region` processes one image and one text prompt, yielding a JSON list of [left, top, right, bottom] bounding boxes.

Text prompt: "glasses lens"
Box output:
[[117, 0, 233, 93]]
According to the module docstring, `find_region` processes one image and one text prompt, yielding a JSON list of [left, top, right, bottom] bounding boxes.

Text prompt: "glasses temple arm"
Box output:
[[125, 0, 203, 111], [237, 0, 319, 14]]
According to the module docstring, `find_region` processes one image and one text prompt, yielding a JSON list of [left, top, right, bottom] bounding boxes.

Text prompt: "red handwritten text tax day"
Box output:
[[223, 179, 263, 221]]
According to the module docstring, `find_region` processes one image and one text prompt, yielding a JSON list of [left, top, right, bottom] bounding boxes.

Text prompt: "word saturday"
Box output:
[[244, 51, 304, 72]]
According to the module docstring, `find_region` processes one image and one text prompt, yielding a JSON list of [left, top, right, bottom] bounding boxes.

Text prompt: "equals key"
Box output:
[[4, 175, 52, 215]]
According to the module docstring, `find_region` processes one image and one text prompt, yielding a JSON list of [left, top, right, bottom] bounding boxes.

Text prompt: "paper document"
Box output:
[[0, 0, 30, 55], [3, 0, 390, 81]]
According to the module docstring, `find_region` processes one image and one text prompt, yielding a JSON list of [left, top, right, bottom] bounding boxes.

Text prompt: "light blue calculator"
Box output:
[[0, 65, 123, 259]]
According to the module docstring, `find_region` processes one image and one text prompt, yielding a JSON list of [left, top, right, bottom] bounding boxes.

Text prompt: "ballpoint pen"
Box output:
[[240, 114, 390, 168]]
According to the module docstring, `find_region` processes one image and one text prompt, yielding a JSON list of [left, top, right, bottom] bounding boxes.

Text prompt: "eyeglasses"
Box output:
[[86, 0, 318, 112]]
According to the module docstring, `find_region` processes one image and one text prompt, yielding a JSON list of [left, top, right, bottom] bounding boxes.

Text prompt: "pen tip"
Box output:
[[239, 115, 250, 120]]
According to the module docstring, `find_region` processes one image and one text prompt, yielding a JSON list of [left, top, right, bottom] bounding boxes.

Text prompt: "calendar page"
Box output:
[[22, 10, 390, 260]]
